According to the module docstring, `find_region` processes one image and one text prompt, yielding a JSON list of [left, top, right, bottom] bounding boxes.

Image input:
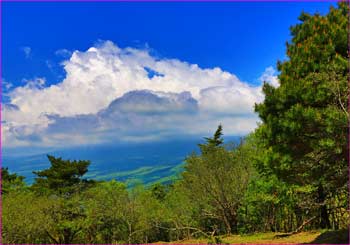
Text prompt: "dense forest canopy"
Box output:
[[1, 3, 349, 244]]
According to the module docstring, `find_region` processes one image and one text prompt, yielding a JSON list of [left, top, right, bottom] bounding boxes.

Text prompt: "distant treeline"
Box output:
[[2, 2, 349, 244]]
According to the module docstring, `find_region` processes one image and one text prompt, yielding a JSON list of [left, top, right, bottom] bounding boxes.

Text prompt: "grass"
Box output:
[[154, 230, 349, 244]]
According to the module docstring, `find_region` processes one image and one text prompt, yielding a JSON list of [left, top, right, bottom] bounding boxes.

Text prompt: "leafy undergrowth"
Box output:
[[154, 230, 349, 244]]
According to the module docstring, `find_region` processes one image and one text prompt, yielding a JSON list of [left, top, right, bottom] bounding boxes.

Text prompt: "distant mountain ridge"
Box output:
[[3, 136, 241, 185]]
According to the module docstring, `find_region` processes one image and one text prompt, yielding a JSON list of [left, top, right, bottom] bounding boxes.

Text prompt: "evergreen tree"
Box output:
[[199, 124, 224, 154], [254, 2, 349, 229], [32, 155, 92, 195]]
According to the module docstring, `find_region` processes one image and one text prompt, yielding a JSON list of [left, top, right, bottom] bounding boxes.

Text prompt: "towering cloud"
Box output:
[[3, 41, 268, 147]]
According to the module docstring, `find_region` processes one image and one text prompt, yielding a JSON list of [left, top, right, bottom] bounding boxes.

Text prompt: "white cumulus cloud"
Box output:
[[3, 41, 265, 147]]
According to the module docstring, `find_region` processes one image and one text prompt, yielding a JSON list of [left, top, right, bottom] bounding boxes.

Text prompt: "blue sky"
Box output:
[[3, 2, 334, 86], [2, 1, 334, 149]]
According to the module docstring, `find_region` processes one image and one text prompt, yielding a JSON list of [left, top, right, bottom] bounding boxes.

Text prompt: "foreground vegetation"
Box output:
[[2, 3, 349, 244]]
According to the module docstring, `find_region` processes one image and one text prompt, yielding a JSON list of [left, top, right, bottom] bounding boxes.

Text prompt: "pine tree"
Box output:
[[254, 2, 349, 229], [199, 124, 224, 154], [32, 155, 91, 195]]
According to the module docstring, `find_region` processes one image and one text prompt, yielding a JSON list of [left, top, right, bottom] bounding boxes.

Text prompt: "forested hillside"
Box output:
[[2, 3, 349, 244]]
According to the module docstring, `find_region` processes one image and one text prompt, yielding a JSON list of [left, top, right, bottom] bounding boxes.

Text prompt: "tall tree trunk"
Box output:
[[318, 185, 331, 229]]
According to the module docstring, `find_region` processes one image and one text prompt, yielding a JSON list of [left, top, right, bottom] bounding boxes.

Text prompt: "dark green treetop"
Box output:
[[32, 155, 91, 195], [254, 2, 349, 228], [199, 124, 224, 154]]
